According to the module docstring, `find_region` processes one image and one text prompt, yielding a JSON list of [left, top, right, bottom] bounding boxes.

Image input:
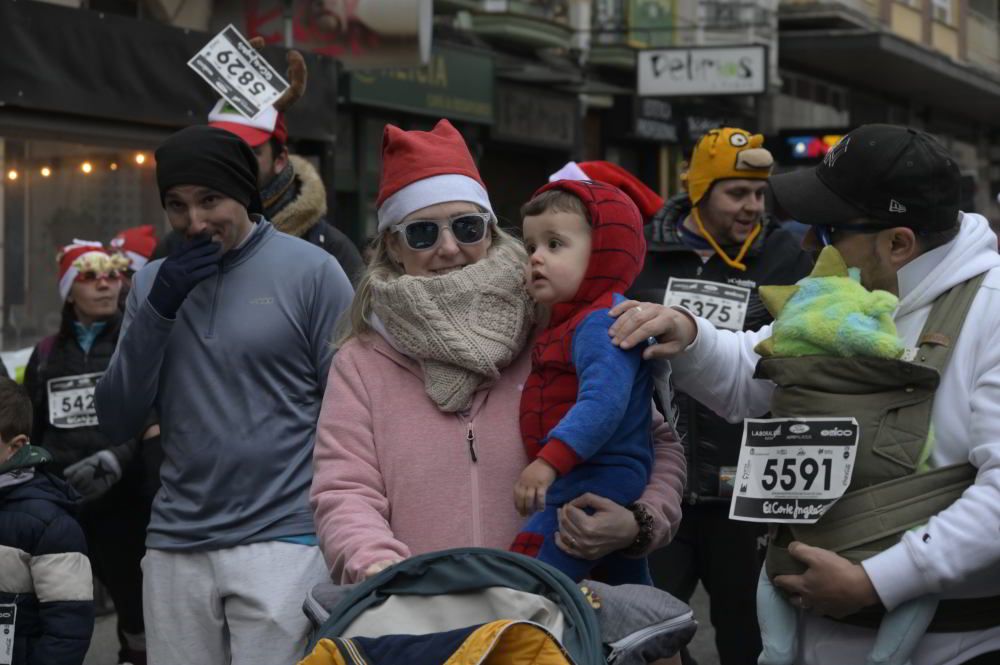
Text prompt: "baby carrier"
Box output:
[[300, 547, 697, 665], [758, 267, 1000, 632]]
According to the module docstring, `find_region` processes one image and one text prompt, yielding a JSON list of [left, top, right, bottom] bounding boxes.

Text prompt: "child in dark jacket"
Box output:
[[0, 377, 94, 665], [511, 179, 655, 583]]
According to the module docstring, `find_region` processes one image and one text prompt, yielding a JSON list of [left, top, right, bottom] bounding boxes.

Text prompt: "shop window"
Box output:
[[1, 138, 163, 350]]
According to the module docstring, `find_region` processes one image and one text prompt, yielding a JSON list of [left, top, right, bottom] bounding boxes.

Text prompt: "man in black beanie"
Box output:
[[96, 125, 354, 665], [154, 100, 365, 287]]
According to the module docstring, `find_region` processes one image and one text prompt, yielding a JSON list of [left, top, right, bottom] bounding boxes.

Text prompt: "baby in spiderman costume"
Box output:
[[510, 179, 654, 584]]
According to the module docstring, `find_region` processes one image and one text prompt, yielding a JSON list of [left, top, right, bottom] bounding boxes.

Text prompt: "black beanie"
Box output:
[[155, 125, 263, 214]]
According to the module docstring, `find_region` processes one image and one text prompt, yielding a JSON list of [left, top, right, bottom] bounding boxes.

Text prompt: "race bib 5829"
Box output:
[[187, 25, 289, 119]]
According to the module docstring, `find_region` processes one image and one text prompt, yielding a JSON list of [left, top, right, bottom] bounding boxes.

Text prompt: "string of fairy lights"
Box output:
[[4, 152, 151, 182]]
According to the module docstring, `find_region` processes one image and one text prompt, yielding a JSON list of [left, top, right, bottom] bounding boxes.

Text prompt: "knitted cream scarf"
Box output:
[[371, 239, 534, 412]]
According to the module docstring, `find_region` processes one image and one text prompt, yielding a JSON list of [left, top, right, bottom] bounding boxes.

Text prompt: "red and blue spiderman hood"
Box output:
[[532, 179, 646, 329]]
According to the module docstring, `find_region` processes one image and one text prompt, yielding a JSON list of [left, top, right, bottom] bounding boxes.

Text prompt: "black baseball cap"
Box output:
[[769, 125, 960, 232]]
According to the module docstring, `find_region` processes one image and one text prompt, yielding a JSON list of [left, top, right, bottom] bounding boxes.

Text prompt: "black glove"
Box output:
[[147, 235, 221, 318]]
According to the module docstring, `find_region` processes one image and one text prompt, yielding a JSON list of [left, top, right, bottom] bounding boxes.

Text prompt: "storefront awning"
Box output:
[[780, 29, 1000, 123]]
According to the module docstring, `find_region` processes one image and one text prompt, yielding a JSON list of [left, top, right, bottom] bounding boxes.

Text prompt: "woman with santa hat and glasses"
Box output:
[[110, 225, 159, 314], [22, 241, 149, 665], [310, 119, 686, 585], [110, 225, 158, 284], [109, 224, 165, 505]]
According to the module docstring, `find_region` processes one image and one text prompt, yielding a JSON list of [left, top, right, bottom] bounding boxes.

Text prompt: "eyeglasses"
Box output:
[[76, 270, 123, 283], [815, 222, 888, 247], [390, 212, 491, 251]]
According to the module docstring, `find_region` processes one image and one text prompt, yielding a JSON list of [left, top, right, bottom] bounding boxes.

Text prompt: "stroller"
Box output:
[[300, 547, 697, 665]]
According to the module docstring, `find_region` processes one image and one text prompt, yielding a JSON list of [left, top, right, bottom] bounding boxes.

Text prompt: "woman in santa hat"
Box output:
[[110, 225, 158, 283], [110, 224, 159, 312], [22, 242, 148, 665], [310, 119, 685, 585]]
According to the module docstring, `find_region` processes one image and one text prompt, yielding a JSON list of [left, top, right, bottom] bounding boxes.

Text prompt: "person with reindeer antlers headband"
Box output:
[[154, 38, 365, 285]]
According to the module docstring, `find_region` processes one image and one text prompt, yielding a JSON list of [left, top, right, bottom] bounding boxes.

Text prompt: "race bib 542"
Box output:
[[47, 372, 103, 429]]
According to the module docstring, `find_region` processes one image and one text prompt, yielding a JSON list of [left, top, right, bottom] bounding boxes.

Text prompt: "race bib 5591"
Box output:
[[729, 417, 859, 524]]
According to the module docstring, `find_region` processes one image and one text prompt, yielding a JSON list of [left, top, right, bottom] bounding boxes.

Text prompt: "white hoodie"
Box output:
[[670, 213, 1000, 665]]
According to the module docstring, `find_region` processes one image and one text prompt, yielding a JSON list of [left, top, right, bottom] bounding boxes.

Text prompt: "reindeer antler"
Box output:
[[249, 36, 308, 113]]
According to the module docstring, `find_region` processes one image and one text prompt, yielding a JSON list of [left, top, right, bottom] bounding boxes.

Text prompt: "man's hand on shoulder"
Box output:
[[608, 301, 698, 359]]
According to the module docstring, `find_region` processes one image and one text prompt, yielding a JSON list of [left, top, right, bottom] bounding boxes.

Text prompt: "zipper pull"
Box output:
[[467, 423, 478, 463]]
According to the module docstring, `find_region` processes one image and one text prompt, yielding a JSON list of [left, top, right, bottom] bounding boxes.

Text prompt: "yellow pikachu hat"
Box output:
[[681, 128, 774, 270]]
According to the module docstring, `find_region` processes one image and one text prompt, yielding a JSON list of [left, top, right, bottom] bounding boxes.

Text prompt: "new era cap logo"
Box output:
[[889, 199, 907, 213], [823, 136, 850, 167]]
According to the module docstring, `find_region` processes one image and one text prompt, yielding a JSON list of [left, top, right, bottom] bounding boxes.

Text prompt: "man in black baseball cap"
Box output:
[[606, 123, 1000, 665], [769, 125, 962, 294]]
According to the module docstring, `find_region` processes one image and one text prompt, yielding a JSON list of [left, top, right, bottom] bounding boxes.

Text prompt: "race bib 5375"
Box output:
[[664, 278, 751, 331]]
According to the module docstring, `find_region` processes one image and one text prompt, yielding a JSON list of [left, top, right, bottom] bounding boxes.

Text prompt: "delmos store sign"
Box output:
[[638, 45, 767, 97]]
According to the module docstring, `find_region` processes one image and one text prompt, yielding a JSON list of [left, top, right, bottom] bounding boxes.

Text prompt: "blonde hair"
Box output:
[[335, 223, 524, 347]]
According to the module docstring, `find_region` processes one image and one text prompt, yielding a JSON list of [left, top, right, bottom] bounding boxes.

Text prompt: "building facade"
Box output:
[[2, 0, 999, 351]]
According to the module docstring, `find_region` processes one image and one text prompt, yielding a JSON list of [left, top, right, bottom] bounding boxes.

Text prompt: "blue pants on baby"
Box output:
[[510, 468, 650, 584]]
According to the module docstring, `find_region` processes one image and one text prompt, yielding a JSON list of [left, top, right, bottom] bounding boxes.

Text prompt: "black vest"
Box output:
[[25, 316, 122, 474]]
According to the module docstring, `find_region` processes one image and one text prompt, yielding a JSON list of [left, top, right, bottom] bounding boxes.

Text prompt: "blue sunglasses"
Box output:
[[815, 222, 889, 247]]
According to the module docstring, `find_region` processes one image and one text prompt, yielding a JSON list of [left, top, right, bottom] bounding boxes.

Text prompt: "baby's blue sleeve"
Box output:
[[542, 310, 641, 470]]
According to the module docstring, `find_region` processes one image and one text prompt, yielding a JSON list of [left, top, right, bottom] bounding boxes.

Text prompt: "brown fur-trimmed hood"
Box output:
[[270, 155, 328, 238]]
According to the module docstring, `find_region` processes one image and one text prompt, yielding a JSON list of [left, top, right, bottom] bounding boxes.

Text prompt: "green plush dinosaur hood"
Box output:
[[755, 246, 904, 360]]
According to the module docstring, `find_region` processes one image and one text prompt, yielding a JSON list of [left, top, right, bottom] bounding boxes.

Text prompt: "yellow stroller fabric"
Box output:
[[300, 620, 572, 665]]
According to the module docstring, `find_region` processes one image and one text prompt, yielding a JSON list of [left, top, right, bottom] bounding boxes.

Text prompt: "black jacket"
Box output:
[[267, 155, 364, 285], [0, 460, 94, 665], [23, 315, 136, 479], [631, 194, 814, 503], [303, 217, 365, 286]]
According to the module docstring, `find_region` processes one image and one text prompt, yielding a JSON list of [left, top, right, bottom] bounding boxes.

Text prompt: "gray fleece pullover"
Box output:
[[96, 219, 354, 551]]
